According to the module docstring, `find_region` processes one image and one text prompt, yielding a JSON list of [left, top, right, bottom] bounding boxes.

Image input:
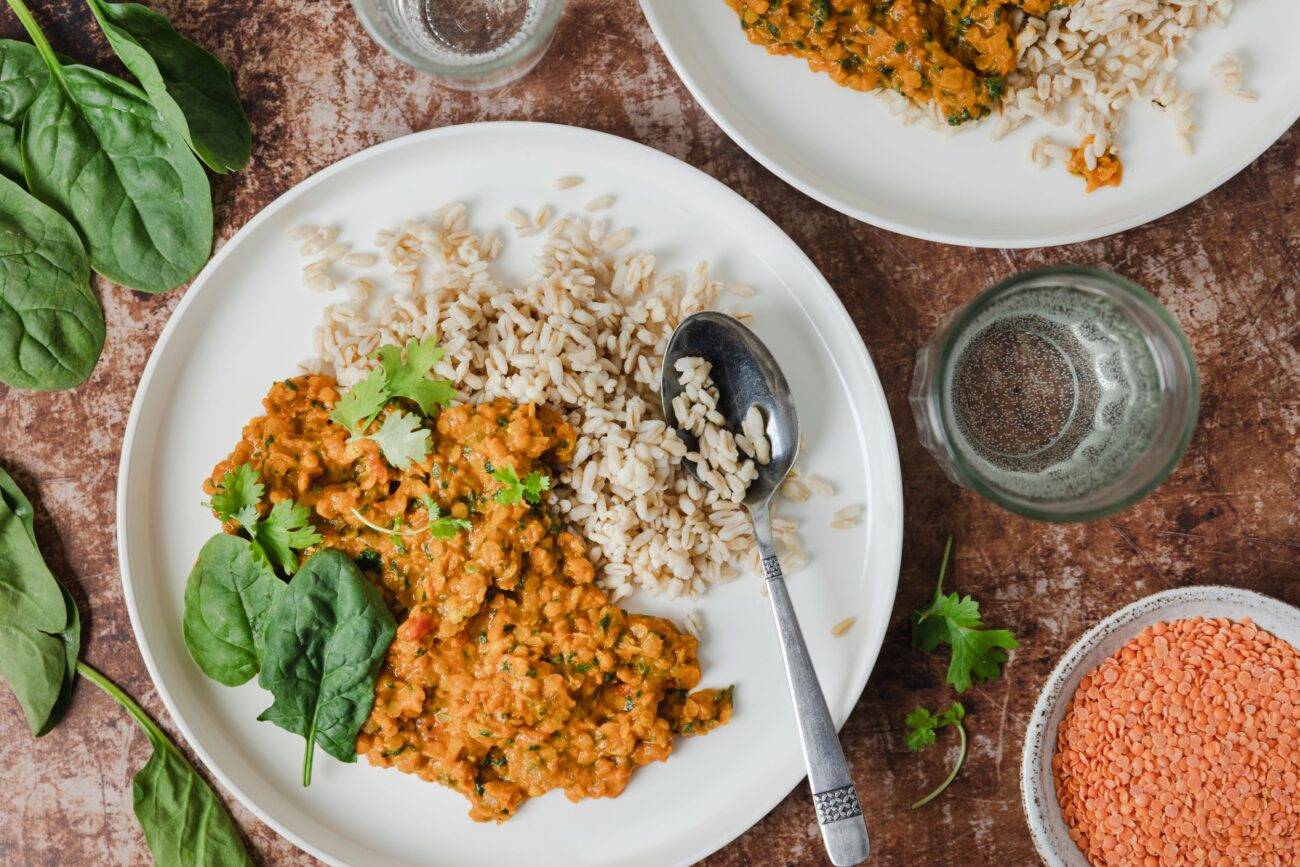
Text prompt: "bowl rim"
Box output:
[[1019, 584, 1300, 866]]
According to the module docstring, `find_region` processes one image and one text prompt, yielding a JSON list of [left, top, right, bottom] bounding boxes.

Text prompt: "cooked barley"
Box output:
[[806, 474, 835, 497], [308, 204, 767, 598]]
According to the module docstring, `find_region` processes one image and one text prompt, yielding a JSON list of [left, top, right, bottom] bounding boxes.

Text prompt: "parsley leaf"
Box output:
[[329, 338, 455, 435], [207, 464, 263, 528], [375, 337, 456, 416], [911, 536, 1018, 693], [905, 702, 966, 808], [491, 466, 550, 505], [359, 411, 431, 470], [250, 499, 323, 576]]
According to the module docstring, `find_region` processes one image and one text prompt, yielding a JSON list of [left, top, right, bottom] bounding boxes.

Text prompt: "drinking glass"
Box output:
[[352, 0, 567, 91], [909, 266, 1199, 522]]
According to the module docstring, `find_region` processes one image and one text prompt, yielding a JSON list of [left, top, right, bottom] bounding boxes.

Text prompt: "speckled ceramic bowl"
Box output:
[[1020, 585, 1300, 866]]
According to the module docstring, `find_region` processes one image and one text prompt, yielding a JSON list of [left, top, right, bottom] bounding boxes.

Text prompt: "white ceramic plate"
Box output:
[[1021, 585, 1300, 866], [117, 122, 903, 867], [640, 0, 1300, 247]]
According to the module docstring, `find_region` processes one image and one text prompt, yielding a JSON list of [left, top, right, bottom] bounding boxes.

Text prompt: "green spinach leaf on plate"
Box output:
[[257, 549, 396, 786], [9, 0, 212, 294], [183, 533, 285, 687], [0, 172, 104, 391], [84, 0, 251, 174]]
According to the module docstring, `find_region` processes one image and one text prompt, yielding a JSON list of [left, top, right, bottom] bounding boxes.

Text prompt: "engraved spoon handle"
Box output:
[[751, 501, 870, 866]]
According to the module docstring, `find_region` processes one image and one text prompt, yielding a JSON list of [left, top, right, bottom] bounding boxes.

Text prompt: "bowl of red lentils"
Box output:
[[1021, 585, 1300, 867]]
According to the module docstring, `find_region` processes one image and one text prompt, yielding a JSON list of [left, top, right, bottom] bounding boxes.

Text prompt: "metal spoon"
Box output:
[[662, 311, 870, 867]]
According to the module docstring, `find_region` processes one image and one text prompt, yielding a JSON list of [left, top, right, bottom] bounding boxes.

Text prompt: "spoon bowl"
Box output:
[[661, 311, 800, 506]]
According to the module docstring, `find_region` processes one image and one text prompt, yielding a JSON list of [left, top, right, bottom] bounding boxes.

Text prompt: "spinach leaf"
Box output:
[[0, 469, 79, 733], [183, 533, 284, 687], [0, 172, 104, 391], [0, 465, 79, 735], [0, 467, 67, 634], [9, 0, 212, 294], [0, 623, 65, 735], [0, 39, 48, 182], [84, 0, 250, 173], [257, 549, 396, 786], [77, 661, 254, 867]]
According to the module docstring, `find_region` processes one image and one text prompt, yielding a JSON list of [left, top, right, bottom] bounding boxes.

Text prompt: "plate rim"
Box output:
[[115, 120, 905, 866], [1018, 584, 1300, 866], [638, 0, 1300, 249]]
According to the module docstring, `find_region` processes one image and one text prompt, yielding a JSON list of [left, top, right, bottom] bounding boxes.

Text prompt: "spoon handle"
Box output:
[[751, 503, 870, 866]]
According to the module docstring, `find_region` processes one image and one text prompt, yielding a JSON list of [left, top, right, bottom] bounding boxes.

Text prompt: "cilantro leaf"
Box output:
[[911, 536, 1018, 693], [329, 370, 389, 434], [905, 702, 967, 808], [420, 495, 472, 540], [376, 337, 455, 415], [329, 338, 455, 437], [348, 496, 471, 541], [359, 411, 431, 470], [205, 462, 319, 575], [207, 464, 264, 528], [904, 707, 938, 751], [250, 499, 322, 576], [950, 627, 1018, 692], [491, 465, 551, 505]]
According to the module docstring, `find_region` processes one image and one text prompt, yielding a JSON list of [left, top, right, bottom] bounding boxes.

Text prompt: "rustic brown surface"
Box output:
[[1, 1, 1297, 865]]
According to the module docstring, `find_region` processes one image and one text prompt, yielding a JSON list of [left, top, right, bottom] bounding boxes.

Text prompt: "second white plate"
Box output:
[[641, 0, 1300, 247]]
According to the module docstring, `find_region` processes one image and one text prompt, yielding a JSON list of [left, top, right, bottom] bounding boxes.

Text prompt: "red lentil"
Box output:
[[1052, 617, 1300, 866]]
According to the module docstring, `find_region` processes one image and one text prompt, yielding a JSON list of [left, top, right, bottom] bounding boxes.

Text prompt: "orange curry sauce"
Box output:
[[1066, 134, 1123, 193], [725, 0, 1121, 190], [724, 0, 1063, 125], [206, 376, 732, 821]]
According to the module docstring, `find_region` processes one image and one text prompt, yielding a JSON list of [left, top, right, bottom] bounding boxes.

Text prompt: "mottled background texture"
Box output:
[[1, 1, 1297, 865]]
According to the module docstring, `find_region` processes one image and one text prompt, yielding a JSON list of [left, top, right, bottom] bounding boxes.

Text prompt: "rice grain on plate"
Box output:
[[305, 204, 781, 599], [993, 0, 1237, 166], [1210, 52, 1256, 101]]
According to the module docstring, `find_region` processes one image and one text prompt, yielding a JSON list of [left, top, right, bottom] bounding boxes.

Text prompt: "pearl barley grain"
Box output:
[[1052, 617, 1300, 867]]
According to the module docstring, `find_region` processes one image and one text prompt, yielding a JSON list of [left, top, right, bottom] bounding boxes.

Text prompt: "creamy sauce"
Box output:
[[207, 376, 731, 821]]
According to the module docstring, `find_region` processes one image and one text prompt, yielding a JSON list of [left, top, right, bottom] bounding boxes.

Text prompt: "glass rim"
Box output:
[[925, 265, 1200, 523], [351, 0, 568, 80]]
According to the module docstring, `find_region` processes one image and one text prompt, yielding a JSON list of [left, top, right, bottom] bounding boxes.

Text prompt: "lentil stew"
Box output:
[[724, 0, 1066, 126], [206, 375, 733, 822]]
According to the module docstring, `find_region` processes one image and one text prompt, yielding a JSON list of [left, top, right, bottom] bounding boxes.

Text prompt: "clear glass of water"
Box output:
[[352, 0, 566, 91], [910, 266, 1199, 522]]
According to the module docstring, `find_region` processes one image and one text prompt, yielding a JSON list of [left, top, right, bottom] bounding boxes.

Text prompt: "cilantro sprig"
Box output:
[[206, 464, 322, 575], [491, 465, 550, 505], [329, 337, 455, 469], [348, 495, 470, 541], [905, 703, 966, 809], [420, 494, 472, 540], [207, 463, 262, 528], [911, 536, 1018, 693]]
